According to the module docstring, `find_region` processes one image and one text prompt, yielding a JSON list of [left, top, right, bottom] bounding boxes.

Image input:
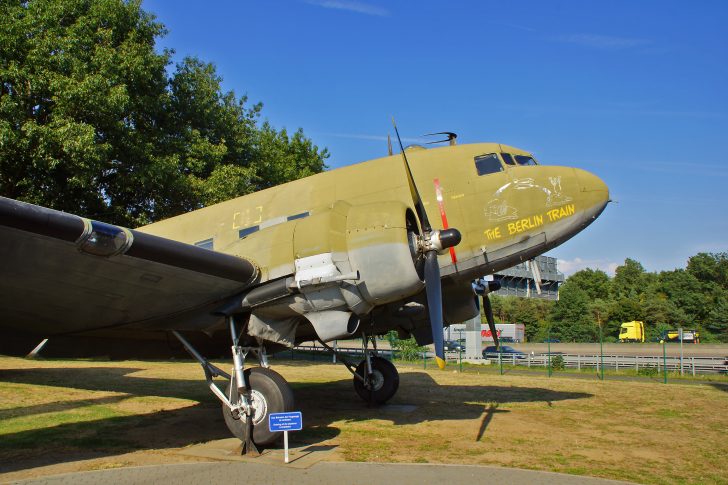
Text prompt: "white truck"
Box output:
[[481, 323, 525, 343], [447, 323, 526, 343]]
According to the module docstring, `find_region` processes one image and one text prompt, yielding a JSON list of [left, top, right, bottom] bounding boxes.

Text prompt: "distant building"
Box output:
[[492, 255, 563, 300]]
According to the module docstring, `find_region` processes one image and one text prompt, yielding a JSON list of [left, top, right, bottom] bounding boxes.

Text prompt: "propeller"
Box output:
[[474, 279, 502, 349], [392, 119, 461, 369]]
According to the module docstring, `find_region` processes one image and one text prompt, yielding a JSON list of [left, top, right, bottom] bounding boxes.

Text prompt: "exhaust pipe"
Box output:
[[304, 310, 360, 343]]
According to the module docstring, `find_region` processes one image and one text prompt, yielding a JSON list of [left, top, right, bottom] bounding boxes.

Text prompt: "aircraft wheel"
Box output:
[[223, 367, 295, 446], [353, 356, 399, 404]]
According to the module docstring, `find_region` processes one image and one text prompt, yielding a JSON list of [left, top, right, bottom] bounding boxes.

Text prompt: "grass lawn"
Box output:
[[1, 355, 726, 484]]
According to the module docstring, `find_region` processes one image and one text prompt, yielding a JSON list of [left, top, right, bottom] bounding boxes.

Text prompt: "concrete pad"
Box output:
[[10, 461, 637, 485], [176, 438, 337, 469]]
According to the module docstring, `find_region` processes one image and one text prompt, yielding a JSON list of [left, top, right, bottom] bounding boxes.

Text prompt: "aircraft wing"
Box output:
[[0, 197, 259, 337]]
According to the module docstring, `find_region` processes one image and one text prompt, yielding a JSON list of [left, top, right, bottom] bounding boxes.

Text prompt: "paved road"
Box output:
[[10, 461, 636, 485]]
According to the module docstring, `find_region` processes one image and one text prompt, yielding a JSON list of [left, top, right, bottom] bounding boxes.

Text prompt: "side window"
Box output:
[[501, 153, 516, 165], [194, 238, 214, 250], [474, 153, 504, 176], [238, 226, 260, 239], [515, 155, 537, 166]]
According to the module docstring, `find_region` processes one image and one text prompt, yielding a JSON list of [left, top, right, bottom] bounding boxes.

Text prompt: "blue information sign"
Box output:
[[269, 411, 302, 432]]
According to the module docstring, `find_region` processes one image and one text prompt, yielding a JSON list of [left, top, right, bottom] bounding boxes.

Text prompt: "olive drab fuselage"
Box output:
[[139, 142, 609, 346], [140, 143, 608, 280]]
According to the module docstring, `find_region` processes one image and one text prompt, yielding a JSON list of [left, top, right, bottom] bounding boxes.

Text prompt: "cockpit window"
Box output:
[[501, 153, 516, 165], [515, 155, 537, 166], [474, 153, 504, 176]]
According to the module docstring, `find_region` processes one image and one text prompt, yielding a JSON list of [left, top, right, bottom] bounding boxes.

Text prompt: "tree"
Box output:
[[640, 291, 687, 340], [706, 296, 728, 342], [588, 298, 610, 331], [0, 0, 328, 226], [548, 282, 595, 342], [655, 269, 710, 325], [566, 268, 611, 300], [511, 297, 540, 339], [1, 0, 170, 223], [687, 252, 728, 291], [611, 258, 647, 300], [607, 296, 642, 324], [538, 252, 728, 342]]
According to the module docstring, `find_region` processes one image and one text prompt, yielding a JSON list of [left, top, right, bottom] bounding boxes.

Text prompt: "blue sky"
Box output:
[[143, 0, 728, 275]]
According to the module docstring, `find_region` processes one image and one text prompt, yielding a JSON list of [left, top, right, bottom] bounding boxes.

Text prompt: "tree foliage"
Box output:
[[488, 252, 728, 343], [0, 0, 328, 226], [548, 254, 728, 342], [548, 282, 595, 342]]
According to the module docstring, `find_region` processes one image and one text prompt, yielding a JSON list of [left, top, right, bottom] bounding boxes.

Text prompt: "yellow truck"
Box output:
[[663, 329, 700, 343], [619, 321, 645, 342]]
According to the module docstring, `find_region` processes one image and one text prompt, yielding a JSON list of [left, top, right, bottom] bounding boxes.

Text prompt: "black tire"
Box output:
[[353, 356, 399, 404], [222, 367, 295, 446]]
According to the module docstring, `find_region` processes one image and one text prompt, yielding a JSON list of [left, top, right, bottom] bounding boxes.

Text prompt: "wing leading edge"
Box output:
[[0, 197, 259, 336]]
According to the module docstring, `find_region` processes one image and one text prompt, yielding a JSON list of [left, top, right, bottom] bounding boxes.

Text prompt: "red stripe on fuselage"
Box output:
[[433, 178, 457, 264]]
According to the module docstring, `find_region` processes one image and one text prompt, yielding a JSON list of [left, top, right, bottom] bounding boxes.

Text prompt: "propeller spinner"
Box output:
[[392, 119, 461, 369]]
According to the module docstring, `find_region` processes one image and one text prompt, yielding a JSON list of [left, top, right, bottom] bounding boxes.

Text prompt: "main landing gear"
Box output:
[[174, 325, 400, 453], [172, 317, 294, 454], [320, 335, 400, 405]]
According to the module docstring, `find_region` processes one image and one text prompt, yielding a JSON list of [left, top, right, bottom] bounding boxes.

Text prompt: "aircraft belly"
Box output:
[[0, 226, 246, 335], [486, 232, 547, 264]]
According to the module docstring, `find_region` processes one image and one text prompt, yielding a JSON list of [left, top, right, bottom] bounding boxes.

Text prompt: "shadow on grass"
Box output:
[[709, 382, 728, 393], [293, 370, 591, 428], [0, 365, 591, 473]]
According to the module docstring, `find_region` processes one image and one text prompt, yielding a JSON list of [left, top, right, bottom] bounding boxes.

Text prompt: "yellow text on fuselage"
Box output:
[[507, 214, 544, 235], [483, 203, 577, 241], [546, 204, 576, 222]]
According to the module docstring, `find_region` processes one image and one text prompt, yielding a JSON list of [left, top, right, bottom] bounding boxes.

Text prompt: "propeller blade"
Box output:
[[392, 118, 432, 233], [424, 250, 446, 369], [483, 294, 499, 349]]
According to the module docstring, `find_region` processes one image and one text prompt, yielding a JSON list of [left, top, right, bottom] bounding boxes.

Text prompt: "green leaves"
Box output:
[[548, 254, 728, 342], [0, 0, 327, 226]]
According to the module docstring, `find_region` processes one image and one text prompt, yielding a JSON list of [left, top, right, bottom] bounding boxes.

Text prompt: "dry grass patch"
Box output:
[[0, 356, 726, 484]]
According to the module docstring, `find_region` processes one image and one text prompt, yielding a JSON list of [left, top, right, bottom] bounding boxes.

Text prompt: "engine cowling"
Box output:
[[341, 201, 423, 306], [235, 200, 425, 344]]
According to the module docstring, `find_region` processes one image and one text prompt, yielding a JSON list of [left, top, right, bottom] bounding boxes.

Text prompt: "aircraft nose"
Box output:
[[575, 168, 610, 217], [577, 169, 608, 194]]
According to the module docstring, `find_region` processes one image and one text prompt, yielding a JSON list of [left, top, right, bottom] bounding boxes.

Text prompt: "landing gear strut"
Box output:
[[172, 317, 294, 453], [318, 334, 400, 405]]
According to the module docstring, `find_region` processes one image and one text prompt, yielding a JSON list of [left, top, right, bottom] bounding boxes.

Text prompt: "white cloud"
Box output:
[[558, 257, 619, 277], [304, 0, 389, 17], [553, 33, 651, 50]]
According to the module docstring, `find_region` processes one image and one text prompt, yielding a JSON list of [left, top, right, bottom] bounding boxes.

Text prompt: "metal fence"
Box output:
[[479, 352, 728, 375], [286, 344, 728, 376]]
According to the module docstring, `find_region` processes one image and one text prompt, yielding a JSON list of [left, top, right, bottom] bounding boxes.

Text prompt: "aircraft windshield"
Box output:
[[501, 153, 516, 165], [515, 155, 537, 166], [474, 153, 504, 175]]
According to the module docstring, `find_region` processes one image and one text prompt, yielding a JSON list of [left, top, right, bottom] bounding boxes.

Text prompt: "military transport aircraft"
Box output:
[[0, 127, 609, 451]]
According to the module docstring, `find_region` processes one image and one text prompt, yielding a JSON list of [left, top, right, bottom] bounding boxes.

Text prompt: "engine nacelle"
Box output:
[[342, 201, 423, 307], [234, 200, 424, 345]]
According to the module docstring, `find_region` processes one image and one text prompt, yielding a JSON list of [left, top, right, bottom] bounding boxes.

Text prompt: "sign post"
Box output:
[[679, 327, 684, 375], [269, 411, 302, 463]]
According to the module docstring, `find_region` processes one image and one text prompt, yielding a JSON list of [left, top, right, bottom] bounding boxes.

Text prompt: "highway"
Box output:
[[293, 341, 728, 375]]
